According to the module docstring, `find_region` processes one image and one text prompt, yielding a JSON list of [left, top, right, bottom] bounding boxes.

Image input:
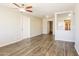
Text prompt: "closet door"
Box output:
[[22, 15, 27, 39], [22, 15, 30, 39]]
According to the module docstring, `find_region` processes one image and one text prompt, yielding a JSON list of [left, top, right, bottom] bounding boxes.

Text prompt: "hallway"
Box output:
[[0, 34, 78, 56]]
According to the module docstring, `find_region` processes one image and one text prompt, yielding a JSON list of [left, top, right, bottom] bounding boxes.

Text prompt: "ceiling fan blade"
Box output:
[[26, 6, 32, 9], [13, 3, 32, 12], [26, 10, 32, 12], [13, 3, 21, 8]]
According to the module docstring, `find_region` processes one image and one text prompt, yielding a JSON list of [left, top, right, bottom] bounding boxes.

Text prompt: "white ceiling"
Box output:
[[32, 3, 76, 18], [0, 3, 76, 18]]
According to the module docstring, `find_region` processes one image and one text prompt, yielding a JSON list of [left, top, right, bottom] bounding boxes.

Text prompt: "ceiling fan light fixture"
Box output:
[[68, 13, 72, 16], [19, 8, 26, 12], [45, 15, 49, 18]]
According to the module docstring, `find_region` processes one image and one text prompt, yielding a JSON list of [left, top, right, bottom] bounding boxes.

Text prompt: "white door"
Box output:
[[18, 14, 30, 40]]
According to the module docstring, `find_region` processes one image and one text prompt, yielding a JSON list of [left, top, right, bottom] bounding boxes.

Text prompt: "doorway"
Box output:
[[48, 21, 53, 34]]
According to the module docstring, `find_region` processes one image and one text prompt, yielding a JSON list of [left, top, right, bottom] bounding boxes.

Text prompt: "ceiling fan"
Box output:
[[13, 3, 32, 12]]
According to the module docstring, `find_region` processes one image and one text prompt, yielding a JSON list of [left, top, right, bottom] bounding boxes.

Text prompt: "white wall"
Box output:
[[55, 12, 74, 42], [74, 4, 79, 55], [0, 5, 22, 47], [30, 16, 42, 37], [43, 18, 48, 34]]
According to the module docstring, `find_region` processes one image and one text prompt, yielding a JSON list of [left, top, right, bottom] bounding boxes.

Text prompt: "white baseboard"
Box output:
[[30, 34, 42, 38], [55, 39, 75, 42], [75, 45, 79, 55], [0, 39, 23, 47]]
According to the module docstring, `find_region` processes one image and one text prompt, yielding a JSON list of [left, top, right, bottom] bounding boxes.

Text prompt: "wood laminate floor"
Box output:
[[0, 34, 78, 56]]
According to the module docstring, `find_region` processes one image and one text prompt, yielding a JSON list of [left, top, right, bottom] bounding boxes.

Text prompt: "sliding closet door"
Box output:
[[19, 14, 30, 39]]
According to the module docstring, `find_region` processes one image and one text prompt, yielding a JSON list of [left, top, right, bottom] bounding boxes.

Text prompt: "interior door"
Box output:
[[18, 14, 30, 40]]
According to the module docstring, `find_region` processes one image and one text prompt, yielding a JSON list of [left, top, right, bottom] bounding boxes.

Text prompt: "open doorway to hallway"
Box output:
[[48, 21, 53, 35]]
